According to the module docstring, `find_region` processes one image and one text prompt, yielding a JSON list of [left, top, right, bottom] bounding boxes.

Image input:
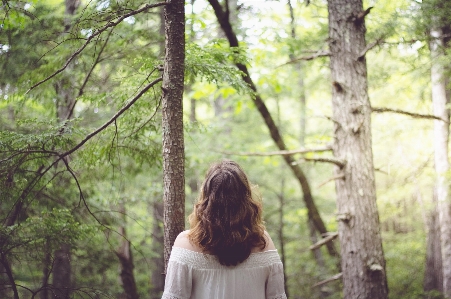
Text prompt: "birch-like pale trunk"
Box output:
[[424, 192, 443, 292], [327, 0, 388, 297], [430, 26, 451, 297]]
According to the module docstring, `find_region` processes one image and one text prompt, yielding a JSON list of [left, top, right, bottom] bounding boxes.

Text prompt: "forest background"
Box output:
[[1, 0, 450, 298]]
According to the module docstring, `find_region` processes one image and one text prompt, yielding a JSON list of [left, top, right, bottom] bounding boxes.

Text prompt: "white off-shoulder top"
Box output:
[[162, 247, 287, 299]]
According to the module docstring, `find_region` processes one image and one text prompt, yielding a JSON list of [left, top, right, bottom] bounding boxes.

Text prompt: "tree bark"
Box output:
[[277, 178, 289, 298], [40, 239, 51, 299], [207, 0, 338, 258], [53, 244, 72, 299], [430, 25, 451, 297], [327, 0, 388, 298], [162, 0, 186, 273], [50, 1, 79, 297], [0, 252, 18, 299], [286, 0, 307, 147], [424, 192, 443, 293], [150, 202, 165, 299], [117, 204, 139, 299]]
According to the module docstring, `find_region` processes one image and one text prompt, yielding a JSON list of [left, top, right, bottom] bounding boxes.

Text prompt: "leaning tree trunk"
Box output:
[[327, 0, 388, 298], [162, 0, 185, 272], [430, 25, 451, 297], [207, 0, 338, 258]]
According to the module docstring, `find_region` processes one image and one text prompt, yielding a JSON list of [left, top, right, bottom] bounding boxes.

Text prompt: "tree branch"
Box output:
[[358, 36, 384, 59], [372, 107, 447, 122], [279, 50, 330, 67], [61, 76, 162, 158], [219, 146, 332, 157], [355, 6, 373, 23], [0, 253, 19, 299], [11, 76, 162, 213], [309, 232, 339, 251], [313, 273, 343, 288], [297, 156, 346, 168], [317, 174, 345, 188], [26, 2, 167, 93], [65, 27, 115, 120]]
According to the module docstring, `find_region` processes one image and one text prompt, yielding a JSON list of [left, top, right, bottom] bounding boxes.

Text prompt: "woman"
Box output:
[[162, 160, 287, 299]]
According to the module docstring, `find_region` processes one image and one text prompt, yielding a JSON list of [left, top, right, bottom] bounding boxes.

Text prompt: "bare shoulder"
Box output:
[[263, 231, 277, 251], [173, 230, 203, 252], [252, 230, 276, 253]]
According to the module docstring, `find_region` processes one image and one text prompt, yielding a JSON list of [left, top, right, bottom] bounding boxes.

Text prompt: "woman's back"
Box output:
[[163, 246, 286, 299]]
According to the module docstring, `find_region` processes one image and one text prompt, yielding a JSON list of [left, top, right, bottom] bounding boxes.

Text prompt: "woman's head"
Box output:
[[188, 160, 266, 266]]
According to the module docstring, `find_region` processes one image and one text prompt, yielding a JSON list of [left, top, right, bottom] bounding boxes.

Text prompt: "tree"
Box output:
[[52, 1, 80, 297], [162, 0, 186, 272], [429, 10, 451, 298], [327, 0, 388, 297]]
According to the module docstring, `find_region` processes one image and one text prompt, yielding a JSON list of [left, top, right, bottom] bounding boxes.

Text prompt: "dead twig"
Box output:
[[278, 50, 330, 67], [358, 36, 384, 59], [313, 273, 343, 288], [372, 106, 447, 122], [309, 232, 339, 251], [296, 156, 346, 168], [219, 146, 332, 157], [317, 174, 345, 188]]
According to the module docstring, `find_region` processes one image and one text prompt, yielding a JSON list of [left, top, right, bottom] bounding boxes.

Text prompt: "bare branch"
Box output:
[[309, 232, 339, 251], [279, 50, 330, 67], [296, 156, 346, 168], [313, 273, 343, 288], [26, 2, 167, 93], [219, 146, 332, 157], [355, 6, 373, 23], [372, 106, 447, 122], [317, 174, 345, 188], [358, 36, 384, 59]]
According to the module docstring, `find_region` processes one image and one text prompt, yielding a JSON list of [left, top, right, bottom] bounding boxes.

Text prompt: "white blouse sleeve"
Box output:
[[265, 262, 287, 299], [161, 260, 192, 299]]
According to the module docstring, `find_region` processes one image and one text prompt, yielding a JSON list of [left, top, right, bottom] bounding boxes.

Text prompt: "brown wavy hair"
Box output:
[[188, 160, 266, 266]]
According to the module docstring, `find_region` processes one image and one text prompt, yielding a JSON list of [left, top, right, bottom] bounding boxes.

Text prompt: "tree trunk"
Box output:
[[277, 178, 289, 298], [117, 204, 139, 299], [0, 252, 18, 299], [40, 239, 51, 299], [207, 0, 338, 258], [430, 25, 451, 297], [327, 0, 388, 298], [150, 202, 165, 299], [286, 0, 307, 147], [53, 244, 71, 299], [424, 192, 443, 293], [51, 1, 79, 296], [162, 0, 186, 272]]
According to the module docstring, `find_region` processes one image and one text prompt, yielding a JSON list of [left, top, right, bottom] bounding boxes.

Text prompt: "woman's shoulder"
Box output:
[[173, 229, 277, 253], [252, 230, 277, 253], [173, 230, 203, 253]]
